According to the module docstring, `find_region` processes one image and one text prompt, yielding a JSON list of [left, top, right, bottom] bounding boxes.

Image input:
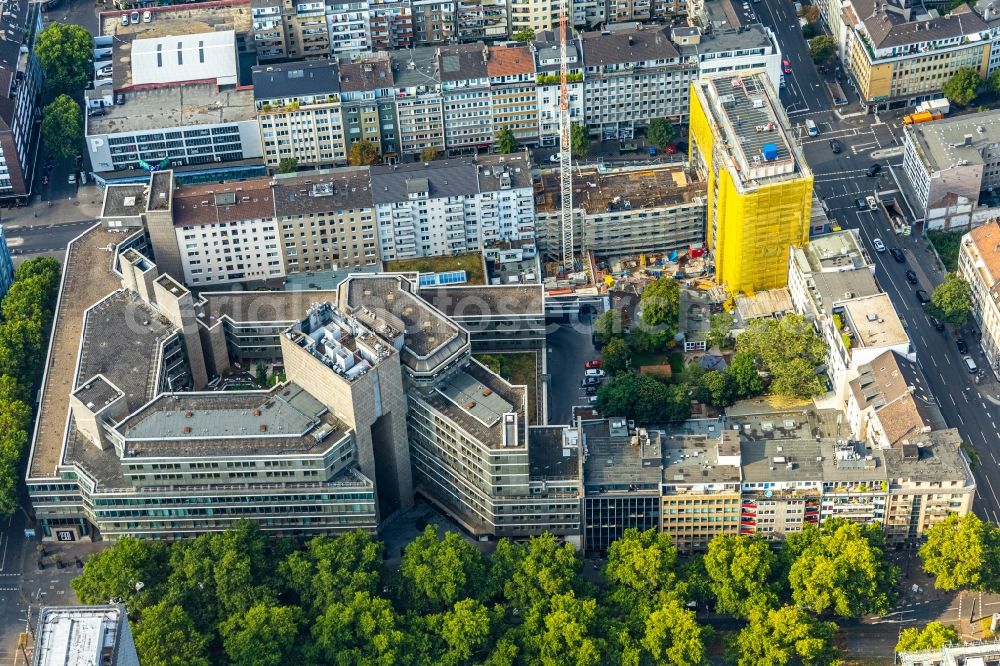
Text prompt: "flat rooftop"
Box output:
[[806, 268, 880, 316], [79, 291, 177, 412], [819, 440, 886, 483], [421, 361, 527, 448], [73, 376, 123, 415], [840, 293, 909, 348], [536, 164, 703, 213], [33, 605, 130, 666], [117, 383, 350, 457], [198, 289, 340, 324], [734, 288, 793, 322], [100, 2, 252, 39], [582, 419, 661, 489], [528, 426, 580, 480], [100, 184, 149, 218], [908, 110, 1000, 172], [418, 284, 544, 317], [87, 84, 256, 136], [740, 438, 824, 484], [696, 72, 808, 188], [29, 226, 131, 479], [661, 425, 742, 486], [340, 275, 469, 375], [965, 219, 1000, 289], [173, 180, 275, 227], [796, 230, 870, 273], [883, 429, 973, 483]]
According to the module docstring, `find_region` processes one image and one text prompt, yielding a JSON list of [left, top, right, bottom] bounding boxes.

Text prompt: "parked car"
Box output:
[[548, 154, 560, 163], [929, 316, 945, 331], [829, 139, 842, 154], [904, 270, 918, 284], [782, 59, 792, 74], [964, 356, 978, 373], [585, 359, 602, 369], [581, 376, 601, 387], [130, 11, 139, 23], [957, 338, 969, 354], [585, 368, 605, 378], [872, 237, 886, 253], [866, 163, 882, 177], [855, 198, 867, 211], [866, 195, 878, 211], [142, 9, 151, 21], [120, 13, 129, 25], [585, 385, 598, 395], [67, 173, 77, 185], [666, 144, 677, 154], [916, 289, 931, 304], [890, 247, 906, 263]]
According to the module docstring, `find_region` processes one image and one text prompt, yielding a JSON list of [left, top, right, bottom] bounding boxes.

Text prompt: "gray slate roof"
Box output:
[[580, 24, 678, 67], [438, 43, 488, 82], [370, 160, 480, 204], [252, 60, 341, 101]]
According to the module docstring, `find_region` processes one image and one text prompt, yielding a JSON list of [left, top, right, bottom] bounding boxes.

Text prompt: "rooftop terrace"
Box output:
[[100, 1, 252, 39], [86, 84, 256, 136], [840, 293, 909, 349], [536, 164, 704, 213]]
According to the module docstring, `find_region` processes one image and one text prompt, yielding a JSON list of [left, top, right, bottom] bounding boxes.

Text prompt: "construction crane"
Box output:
[[558, 0, 574, 275]]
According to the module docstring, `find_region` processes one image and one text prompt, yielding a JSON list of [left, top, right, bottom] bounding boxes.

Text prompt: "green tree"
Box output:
[[41, 95, 83, 160], [896, 622, 960, 653], [309, 592, 404, 665], [947, 0, 967, 9], [929, 272, 973, 326], [639, 276, 680, 334], [943, 67, 981, 106], [601, 337, 631, 376], [571, 123, 590, 159], [279, 530, 383, 616], [277, 157, 297, 174], [401, 525, 487, 612], [919, 513, 998, 592], [808, 36, 837, 66], [647, 118, 678, 150], [664, 383, 693, 423], [221, 603, 303, 666], [348, 139, 380, 166], [420, 146, 442, 162], [706, 312, 734, 349], [490, 533, 581, 612], [210, 521, 280, 616], [594, 309, 626, 345], [989, 69, 1000, 94], [699, 370, 736, 408], [802, 23, 819, 39], [605, 528, 679, 595], [641, 599, 709, 666], [704, 535, 780, 618], [513, 28, 536, 42], [35, 23, 93, 99], [72, 538, 169, 610], [537, 592, 604, 666], [162, 534, 224, 633], [728, 351, 765, 398], [787, 519, 898, 617], [735, 314, 827, 398], [730, 605, 839, 666], [255, 363, 267, 386], [496, 126, 519, 154], [440, 599, 493, 663], [133, 601, 210, 666], [595, 373, 671, 424]]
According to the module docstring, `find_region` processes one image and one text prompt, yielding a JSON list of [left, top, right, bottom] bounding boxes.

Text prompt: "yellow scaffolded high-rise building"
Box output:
[[689, 71, 813, 293]]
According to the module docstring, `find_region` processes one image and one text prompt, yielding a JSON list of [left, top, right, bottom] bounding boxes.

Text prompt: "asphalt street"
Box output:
[[547, 314, 600, 424], [746, 0, 1000, 526], [4, 220, 94, 258]]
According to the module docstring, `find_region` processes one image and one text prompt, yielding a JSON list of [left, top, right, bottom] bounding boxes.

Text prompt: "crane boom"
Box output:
[[558, 1, 574, 275]]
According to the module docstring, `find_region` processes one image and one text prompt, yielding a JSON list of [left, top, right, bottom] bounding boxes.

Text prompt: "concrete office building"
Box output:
[[0, 0, 42, 204], [272, 168, 380, 274], [673, 24, 784, 93], [532, 28, 585, 147], [32, 605, 139, 666], [535, 163, 707, 260], [338, 53, 400, 159], [84, 31, 262, 175], [253, 60, 348, 169], [390, 48, 447, 155], [958, 220, 1000, 377], [901, 110, 1000, 219], [834, 0, 990, 111], [581, 24, 696, 140], [371, 154, 535, 262], [787, 231, 913, 401], [690, 70, 813, 292]]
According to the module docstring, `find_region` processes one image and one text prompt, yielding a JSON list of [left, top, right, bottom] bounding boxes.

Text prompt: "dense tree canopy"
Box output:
[[595, 373, 690, 424], [734, 314, 828, 398], [943, 67, 981, 106], [930, 273, 973, 327], [896, 622, 960, 653], [647, 118, 678, 150], [730, 605, 840, 666], [571, 123, 590, 158], [400, 525, 487, 612], [496, 126, 519, 154], [919, 513, 999, 592], [704, 535, 780, 618], [348, 139, 379, 166], [35, 23, 93, 99], [42, 95, 83, 160]]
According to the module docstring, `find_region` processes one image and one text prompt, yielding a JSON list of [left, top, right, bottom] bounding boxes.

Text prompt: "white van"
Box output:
[[806, 119, 819, 137], [964, 356, 978, 374]]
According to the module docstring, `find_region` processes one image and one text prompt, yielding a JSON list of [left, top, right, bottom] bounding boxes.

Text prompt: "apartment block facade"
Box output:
[[0, 0, 42, 203], [958, 220, 1000, 377]]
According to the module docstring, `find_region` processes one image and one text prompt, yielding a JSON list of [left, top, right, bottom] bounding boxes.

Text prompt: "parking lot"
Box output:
[[547, 312, 602, 424]]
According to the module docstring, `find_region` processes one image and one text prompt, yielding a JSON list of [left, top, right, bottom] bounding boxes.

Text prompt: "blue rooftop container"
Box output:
[[761, 143, 778, 161]]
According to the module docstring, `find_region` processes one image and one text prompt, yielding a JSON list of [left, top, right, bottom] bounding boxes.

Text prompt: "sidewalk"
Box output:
[[2, 184, 103, 229]]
